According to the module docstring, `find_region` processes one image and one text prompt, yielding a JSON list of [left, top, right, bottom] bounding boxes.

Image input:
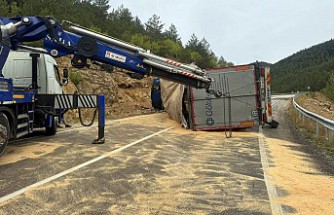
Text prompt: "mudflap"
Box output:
[[45, 115, 57, 135]]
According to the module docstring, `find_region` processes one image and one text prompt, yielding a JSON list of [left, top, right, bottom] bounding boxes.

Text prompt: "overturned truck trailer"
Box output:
[[160, 64, 278, 130]]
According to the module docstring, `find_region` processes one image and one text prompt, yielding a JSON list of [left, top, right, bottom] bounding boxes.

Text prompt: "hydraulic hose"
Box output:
[[78, 108, 97, 127]]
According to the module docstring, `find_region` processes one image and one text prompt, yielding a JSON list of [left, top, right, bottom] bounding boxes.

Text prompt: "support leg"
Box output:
[[93, 94, 105, 144]]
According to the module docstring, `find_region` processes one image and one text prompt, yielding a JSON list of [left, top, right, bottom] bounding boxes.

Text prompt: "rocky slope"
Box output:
[[56, 56, 153, 121]]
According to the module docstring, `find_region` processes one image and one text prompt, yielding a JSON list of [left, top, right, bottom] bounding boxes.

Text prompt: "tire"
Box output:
[[0, 113, 10, 157], [45, 116, 57, 136]]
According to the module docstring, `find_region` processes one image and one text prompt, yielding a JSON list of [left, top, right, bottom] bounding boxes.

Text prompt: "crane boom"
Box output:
[[0, 16, 220, 95], [45, 20, 216, 91]]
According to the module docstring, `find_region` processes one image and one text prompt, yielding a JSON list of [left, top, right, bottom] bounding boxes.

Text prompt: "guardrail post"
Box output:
[[316, 122, 320, 136], [328, 129, 333, 143]]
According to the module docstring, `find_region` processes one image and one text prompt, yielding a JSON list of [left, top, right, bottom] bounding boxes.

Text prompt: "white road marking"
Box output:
[[271, 100, 280, 108], [0, 126, 173, 204], [258, 127, 284, 215]]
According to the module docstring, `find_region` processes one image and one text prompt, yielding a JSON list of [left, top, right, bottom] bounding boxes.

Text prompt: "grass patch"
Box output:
[[69, 70, 83, 86]]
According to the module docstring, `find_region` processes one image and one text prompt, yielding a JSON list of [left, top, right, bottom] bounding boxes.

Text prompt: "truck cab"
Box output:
[[0, 49, 104, 157], [2, 50, 63, 94]]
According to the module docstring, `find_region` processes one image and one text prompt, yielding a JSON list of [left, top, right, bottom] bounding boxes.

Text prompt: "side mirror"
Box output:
[[63, 68, 69, 79], [62, 68, 69, 86]]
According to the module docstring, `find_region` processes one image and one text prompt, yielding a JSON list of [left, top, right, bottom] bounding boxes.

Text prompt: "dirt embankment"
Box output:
[[56, 56, 154, 121], [296, 92, 334, 120]]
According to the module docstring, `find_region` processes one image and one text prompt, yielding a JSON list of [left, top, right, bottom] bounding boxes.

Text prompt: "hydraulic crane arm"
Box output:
[[0, 16, 221, 96], [44, 21, 215, 92], [0, 17, 64, 45], [0, 16, 73, 69]]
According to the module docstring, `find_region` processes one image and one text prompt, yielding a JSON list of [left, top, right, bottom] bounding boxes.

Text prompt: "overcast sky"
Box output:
[[109, 0, 334, 64]]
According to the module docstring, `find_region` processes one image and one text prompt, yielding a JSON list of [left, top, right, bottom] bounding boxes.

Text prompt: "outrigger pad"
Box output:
[[269, 120, 279, 129], [92, 138, 105, 144]]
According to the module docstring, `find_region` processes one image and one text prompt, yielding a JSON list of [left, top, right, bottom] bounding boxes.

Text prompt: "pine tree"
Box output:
[[92, 0, 110, 24], [133, 16, 145, 34], [186, 34, 199, 50], [0, 0, 10, 16], [145, 14, 164, 42], [93, 0, 110, 11], [217, 56, 227, 68], [164, 24, 181, 43]]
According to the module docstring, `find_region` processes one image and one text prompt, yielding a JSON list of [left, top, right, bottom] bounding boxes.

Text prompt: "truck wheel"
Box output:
[[0, 113, 10, 156], [45, 117, 57, 136]]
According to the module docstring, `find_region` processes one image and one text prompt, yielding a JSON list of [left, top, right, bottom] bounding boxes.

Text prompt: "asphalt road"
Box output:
[[0, 101, 290, 215]]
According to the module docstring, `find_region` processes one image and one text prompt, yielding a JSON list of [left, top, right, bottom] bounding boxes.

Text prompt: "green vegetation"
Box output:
[[322, 74, 334, 102], [271, 39, 334, 93], [0, 0, 233, 69], [69, 70, 83, 86]]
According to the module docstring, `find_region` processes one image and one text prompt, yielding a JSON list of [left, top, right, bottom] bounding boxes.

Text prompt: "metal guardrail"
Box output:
[[272, 94, 295, 100], [293, 94, 334, 137]]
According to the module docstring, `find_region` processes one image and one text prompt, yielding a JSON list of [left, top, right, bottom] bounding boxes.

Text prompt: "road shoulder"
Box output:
[[263, 99, 334, 214]]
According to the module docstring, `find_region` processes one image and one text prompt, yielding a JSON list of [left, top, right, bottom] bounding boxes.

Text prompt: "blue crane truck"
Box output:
[[0, 16, 218, 156]]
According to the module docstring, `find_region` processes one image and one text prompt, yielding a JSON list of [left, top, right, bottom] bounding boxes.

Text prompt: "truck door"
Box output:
[[45, 55, 62, 94], [2, 52, 41, 91]]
